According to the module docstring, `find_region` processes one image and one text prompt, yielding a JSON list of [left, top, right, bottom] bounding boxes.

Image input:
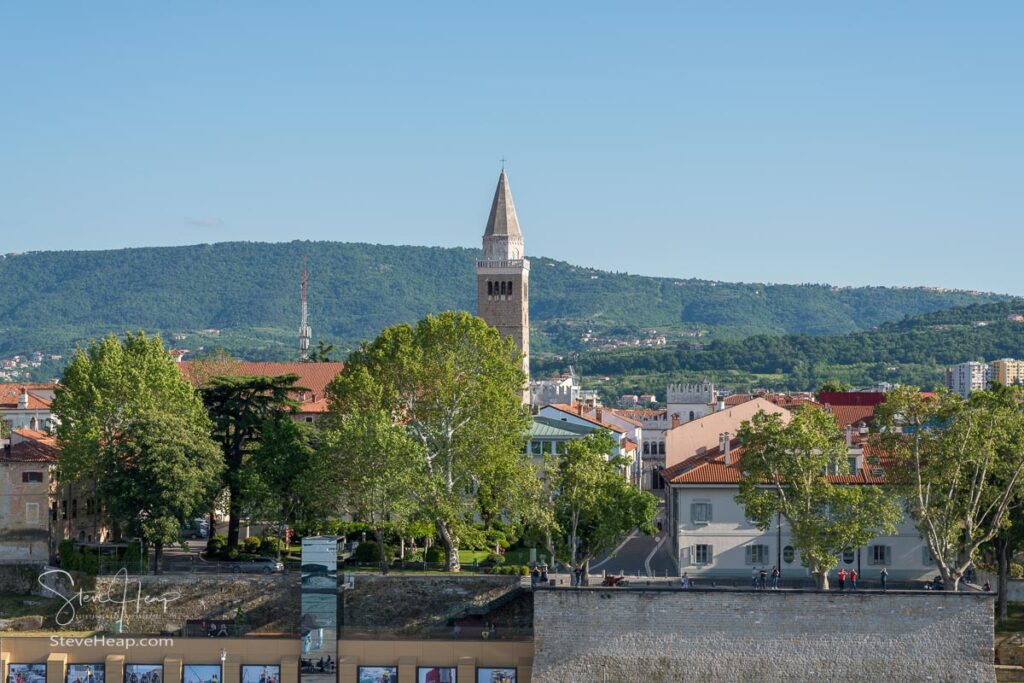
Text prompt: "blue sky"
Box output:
[[2, 3, 1022, 293]]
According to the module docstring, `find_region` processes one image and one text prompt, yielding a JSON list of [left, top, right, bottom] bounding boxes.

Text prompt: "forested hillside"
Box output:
[[538, 301, 1024, 396], [0, 241, 1011, 367]]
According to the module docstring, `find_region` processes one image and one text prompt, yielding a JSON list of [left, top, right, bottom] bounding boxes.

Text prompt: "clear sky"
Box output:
[[2, 3, 1022, 293]]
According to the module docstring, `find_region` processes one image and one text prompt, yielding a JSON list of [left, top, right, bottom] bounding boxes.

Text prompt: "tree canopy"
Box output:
[[736, 407, 901, 588], [327, 311, 539, 571]]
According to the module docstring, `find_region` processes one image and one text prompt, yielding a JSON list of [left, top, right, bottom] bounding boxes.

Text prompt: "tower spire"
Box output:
[[483, 169, 522, 238], [299, 258, 311, 361]]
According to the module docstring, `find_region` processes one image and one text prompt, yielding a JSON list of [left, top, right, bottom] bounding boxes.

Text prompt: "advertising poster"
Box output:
[[67, 666, 104, 683], [357, 667, 397, 683], [124, 666, 162, 683], [240, 667, 280, 683], [8, 666, 46, 683], [419, 667, 457, 683], [476, 669, 516, 683], [183, 666, 221, 683]]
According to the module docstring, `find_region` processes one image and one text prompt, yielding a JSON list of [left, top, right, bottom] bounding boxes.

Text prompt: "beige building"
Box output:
[[0, 429, 57, 562], [663, 397, 792, 470], [476, 170, 530, 401], [990, 358, 1024, 386]]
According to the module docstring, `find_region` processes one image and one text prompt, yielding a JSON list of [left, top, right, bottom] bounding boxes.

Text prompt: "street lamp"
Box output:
[[220, 649, 227, 683]]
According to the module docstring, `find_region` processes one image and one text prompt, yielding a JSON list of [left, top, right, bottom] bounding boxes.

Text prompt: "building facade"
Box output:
[[990, 358, 1024, 387], [0, 429, 57, 562], [944, 361, 990, 398], [476, 170, 530, 400]]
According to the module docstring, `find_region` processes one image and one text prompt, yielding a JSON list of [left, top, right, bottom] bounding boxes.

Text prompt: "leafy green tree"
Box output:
[[876, 385, 1024, 590], [305, 340, 337, 363], [241, 417, 327, 554], [545, 431, 658, 576], [200, 374, 303, 549], [736, 407, 901, 589], [52, 333, 222, 570], [816, 379, 853, 396], [328, 311, 538, 571], [318, 369, 423, 572]]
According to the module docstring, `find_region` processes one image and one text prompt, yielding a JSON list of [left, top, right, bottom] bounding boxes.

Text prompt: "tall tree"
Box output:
[[328, 311, 538, 571], [241, 416, 327, 552], [52, 333, 222, 570], [305, 340, 337, 363], [318, 369, 423, 572], [736, 407, 901, 589], [200, 374, 303, 549], [876, 384, 1024, 590], [545, 431, 658, 576]]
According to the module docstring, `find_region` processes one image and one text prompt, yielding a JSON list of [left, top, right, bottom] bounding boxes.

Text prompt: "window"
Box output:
[[305, 416, 314, 423], [745, 544, 769, 565], [643, 442, 650, 455], [869, 544, 891, 566], [842, 549, 855, 565], [848, 457, 858, 474], [690, 501, 712, 524], [71, 499, 78, 518], [21, 471, 43, 483], [487, 281, 493, 296], [25, 503, 40, 524], [530, 441, 543, 456], [694, 544, 712, 564], [658, 442, 666, 456], [783, 546, 795, 564], [652, 471, 665, 489], [61, 500, 67, 520], [689, 411, 696, 421], [506, 281, 513, 297], [555, 441, 567, 455]]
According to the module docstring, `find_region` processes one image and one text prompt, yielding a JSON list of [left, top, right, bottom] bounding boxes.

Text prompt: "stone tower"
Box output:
[[476, 170, 530, 394]]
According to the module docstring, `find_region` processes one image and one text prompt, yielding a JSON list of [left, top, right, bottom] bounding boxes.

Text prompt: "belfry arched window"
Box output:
[[487, 281, 493, 296]]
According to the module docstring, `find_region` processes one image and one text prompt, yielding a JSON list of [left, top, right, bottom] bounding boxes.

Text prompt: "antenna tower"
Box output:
[[299, 259, 311, 360]]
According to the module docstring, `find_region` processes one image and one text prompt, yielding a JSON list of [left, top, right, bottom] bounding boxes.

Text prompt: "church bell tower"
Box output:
[[476, 170, 530, 397]]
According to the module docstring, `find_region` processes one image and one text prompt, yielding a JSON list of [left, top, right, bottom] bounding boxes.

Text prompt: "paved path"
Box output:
[[591, 530, 677, 578]]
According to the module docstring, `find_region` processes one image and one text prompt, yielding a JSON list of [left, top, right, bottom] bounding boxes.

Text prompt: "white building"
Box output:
[[531, 373, 580, 410], [944, 361, 990, 399], [664, 436, 937, 583], [666, 380, 717, 424], [0, 385, 56, 433]]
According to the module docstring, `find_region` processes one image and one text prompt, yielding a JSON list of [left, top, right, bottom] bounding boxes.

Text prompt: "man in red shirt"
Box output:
[[850, 568, 858, 590], [837, 568, 847, 590]]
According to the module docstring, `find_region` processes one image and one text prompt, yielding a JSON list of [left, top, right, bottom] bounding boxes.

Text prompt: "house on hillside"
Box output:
[[0, 384, 57, 433], [536, 404, 638, 484]]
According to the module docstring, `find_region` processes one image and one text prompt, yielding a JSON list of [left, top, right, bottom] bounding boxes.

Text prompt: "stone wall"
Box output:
[[532, 587, 994, 683]]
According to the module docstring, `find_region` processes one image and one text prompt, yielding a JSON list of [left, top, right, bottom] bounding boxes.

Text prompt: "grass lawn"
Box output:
[[458, 550, 491, 564], [0, 594, 59, 619]]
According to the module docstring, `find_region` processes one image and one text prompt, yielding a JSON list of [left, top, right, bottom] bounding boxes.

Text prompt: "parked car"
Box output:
[[233, 557, 284, 574], [181, 521, 208, 539]]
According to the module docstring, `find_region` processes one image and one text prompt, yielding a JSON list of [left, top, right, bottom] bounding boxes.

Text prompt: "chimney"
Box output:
[[716, 399, 726, 411], [671, 414, 680, 429], [844, 425, 853, 447], [721, 432, 732, 466], [595, 407, 603, 424], [576, 403, 584, 416], [18, 390, 29, 410]]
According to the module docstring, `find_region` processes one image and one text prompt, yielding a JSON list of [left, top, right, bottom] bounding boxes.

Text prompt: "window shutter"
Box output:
[[690, 503, 697, 524], [886, 546, 892, 565], [708, 545, 714, 564], [745, 546, 752, 564]]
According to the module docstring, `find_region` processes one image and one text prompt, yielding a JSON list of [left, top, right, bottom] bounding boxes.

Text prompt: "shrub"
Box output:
[[225, 547, 240, 561], [261, 537, 282, 555], [484, 529, 510, 551], [424, 545, 446, 564], [481, 552, 505, 567], [353, 541, 395, 563], [1011, 563, 1024, 579], [243, 537, 262, 554], [207, 535, 227, 556]]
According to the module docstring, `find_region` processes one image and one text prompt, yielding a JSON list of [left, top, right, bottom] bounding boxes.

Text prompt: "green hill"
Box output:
[[540, 301, 1024, 396], [0, 241, 1011, 372]]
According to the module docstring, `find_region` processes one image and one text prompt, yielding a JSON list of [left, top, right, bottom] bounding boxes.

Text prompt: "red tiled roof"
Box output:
[[0, 386, 52, 411], [663, 439, 888, 486], [828, 404, 877, 429], [819, 391, 886, 407], [4, 429, 58, 463], [599, 409, 644, 428], [622, 438, 637, 453], [179, 361, 343, 394], [544, 404, 626, 433]]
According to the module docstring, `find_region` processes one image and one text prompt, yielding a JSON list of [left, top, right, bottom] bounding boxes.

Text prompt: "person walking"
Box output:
[[771, 565, 780, 590], [759, 566, 768, 590], [681, 572, 690, 589], [531, 565, 540, 588], [540, 566, 548, 584], [837, 568, 847, 590], [880, 567, 888, 591], [849, 568, 858, 590]]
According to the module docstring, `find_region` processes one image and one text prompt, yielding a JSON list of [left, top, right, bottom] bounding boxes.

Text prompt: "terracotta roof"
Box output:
[[543, 404, 626, 433], [818, 391, 886, 407], [178, 361, 344, 411], [613, 409, 668, 420], [622, 438, 637, 453], [0, 386, 52, 411], [663, 439, 888, 486], [4, 429, 58, 463], [827, 404, 877, 429], [598, 408, 644, 428]]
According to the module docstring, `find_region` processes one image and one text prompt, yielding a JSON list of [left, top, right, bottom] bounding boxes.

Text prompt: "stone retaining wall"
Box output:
[[532, 587, 994, 683]]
